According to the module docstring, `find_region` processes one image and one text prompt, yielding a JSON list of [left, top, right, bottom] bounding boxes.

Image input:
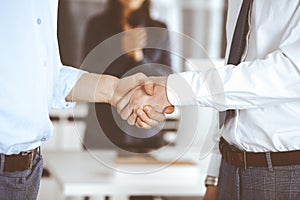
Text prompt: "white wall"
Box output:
[[151, 0, 226, 71]]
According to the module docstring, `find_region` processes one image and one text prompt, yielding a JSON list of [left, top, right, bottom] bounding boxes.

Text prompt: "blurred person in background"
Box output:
[[83, 0, 173, 155]]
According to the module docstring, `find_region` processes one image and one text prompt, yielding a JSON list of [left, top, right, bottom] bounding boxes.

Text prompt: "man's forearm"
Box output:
[[65, 72, 168, 129], [66, 73, 118, 103]]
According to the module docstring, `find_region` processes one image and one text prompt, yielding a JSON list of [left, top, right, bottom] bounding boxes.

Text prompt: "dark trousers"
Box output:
[[217, 158, 300, 200], [0, 153, 43, 200]]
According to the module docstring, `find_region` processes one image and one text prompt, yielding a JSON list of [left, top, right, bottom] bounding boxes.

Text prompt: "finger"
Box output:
[[143, 82, 154, 95], [119, 102, 135, 120], [144, 106, 166, 122], [136, 117, 152, 129], [134, 72, 147, 84], [116, 89, 135, 113], [136, 108, 159, 127], [127, 110, 138, 125], [117, 89, 136, 120], [164, 106, 175, 114]]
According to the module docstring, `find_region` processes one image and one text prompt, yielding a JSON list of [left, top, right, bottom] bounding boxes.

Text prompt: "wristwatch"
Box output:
[[205, 175, 218, 187]]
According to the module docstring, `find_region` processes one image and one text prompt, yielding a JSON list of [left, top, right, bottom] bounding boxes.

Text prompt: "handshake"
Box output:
[[110, 73, 174, 129]]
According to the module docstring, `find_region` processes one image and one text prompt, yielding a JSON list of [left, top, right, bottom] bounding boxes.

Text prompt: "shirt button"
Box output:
[[41, 137, 46, 142], [37, 18, 42, 25], [279, 145, 285, 150]]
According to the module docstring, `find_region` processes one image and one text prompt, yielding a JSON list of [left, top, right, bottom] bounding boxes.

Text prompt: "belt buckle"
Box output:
[[243, 151, 247, 169], [20, 150, 32, 156], [21, 150, 34, 169]]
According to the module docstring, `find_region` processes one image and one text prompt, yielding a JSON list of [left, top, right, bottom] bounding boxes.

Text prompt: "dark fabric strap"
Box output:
[[219, 138, 300, 169], [1, 148, 38, 172], [219, 0, 253, 127]]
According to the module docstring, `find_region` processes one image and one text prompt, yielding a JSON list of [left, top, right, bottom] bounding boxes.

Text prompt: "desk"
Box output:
[[44, 150, 207, 200]]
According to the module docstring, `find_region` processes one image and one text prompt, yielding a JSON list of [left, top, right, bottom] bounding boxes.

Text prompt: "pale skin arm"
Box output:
[[65, 72, 167, 128], [66, 72, 153, 105], [66, 73, 118, 104]]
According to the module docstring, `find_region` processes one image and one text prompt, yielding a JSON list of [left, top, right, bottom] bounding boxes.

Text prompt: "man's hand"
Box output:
[[116, 76, 173, 129], [133, 105, 174, 129], [112, 73, 170, 129], [109, 73, 148, 106], [203, 186, 218, 200]]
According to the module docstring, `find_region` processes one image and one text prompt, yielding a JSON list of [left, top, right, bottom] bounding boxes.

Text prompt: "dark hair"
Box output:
[[104, 0, 151, 27]]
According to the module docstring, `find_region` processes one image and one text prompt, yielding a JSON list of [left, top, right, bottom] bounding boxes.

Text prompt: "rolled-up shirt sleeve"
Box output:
[[166, 7, 300, 112], [206, 143, 222, 177], [52, 65, 87, 109], [166, 72, 200, 106], [167, 47, 300, 111]]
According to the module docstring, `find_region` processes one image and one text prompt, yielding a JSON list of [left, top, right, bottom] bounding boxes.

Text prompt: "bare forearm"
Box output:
[[66, 73, 118, 103]]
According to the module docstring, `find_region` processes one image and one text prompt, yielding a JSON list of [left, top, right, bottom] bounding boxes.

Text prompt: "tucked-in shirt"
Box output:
[[0, 1, 86, 154], [167, 1, 300, 176]]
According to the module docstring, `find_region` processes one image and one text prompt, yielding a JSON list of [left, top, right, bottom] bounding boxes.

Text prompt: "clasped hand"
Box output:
[[112, 73, 173, 129]]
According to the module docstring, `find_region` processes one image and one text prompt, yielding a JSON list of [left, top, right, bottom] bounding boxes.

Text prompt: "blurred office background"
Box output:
[[39, 0, 227, 200]]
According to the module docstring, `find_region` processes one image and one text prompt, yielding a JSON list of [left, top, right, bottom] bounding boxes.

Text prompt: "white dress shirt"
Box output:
[[167, 1, 300, 176], [0, 1, 85, 154]]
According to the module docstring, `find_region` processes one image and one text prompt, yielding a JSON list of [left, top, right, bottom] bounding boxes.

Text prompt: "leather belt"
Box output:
[[1, 148, 38, 172], [219, 138, 300, 169]]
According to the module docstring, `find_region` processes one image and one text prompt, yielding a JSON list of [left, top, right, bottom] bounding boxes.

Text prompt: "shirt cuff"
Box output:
[[166, 72, 199, 106], [52, 66, 87, 109], [206, 145, 222, 177]]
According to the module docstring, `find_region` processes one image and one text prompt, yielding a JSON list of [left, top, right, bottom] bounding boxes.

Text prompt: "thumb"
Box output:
[[163, 106, 175, 114], [143, 82, 154, 95]]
